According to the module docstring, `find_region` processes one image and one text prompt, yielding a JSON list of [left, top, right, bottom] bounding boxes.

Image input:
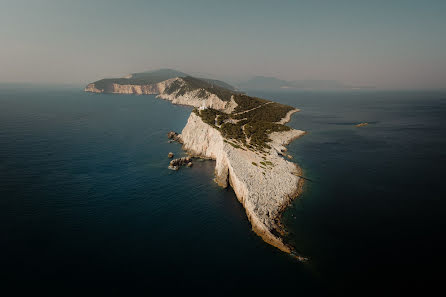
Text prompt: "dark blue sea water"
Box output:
[[1, 85, 445, 295]]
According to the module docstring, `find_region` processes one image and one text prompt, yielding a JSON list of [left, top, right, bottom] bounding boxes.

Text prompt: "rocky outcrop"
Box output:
[[168, 156, 192, 170], [179, 112, 306, 256], [167, 131, 182, 143], [84, 83, 103, 93]]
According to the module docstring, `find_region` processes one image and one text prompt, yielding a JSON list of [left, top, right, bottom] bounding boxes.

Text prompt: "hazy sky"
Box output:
[[1, 0, 445, 89]]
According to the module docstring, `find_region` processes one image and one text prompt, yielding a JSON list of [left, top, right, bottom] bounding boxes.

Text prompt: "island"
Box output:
[[85, 69, 307, 260]]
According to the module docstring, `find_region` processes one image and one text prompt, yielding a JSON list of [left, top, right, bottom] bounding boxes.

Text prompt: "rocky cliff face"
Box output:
[[85, 77, 236, 110], [84, 83, 104, 93], [84, 79, 170, 95], [180, 112, 305, 254]]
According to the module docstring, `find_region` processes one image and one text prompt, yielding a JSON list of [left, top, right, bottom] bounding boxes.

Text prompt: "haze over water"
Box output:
[[1, 0, 445, 90], [1, 86, 444, 295]]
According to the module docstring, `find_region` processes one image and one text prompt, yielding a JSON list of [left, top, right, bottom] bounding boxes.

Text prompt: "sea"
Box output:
[[1, 85, 445, 296]]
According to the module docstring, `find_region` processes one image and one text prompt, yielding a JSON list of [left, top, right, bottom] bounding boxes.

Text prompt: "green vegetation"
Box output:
[[216, 114, 229, 126], [252, 162, 258, 166], [220, 122, 246, 143], [195, 108, 223, 127], [233, 102, 293, 122], [164, 76, 234, 101], [243, 120, 290, 150], [195, 91, 295, 151], [233, 94, 268, 113]]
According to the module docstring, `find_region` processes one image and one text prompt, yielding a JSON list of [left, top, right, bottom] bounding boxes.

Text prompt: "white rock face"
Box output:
[[84, 83, 103, 93], [158, 89, 230, 110], [109, 83, 161, 94], [84, 80, 169, 95], [180, 112, 305, 253]]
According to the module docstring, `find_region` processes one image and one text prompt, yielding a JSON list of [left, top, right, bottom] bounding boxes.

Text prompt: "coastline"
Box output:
[[85, 78, 307, 258]]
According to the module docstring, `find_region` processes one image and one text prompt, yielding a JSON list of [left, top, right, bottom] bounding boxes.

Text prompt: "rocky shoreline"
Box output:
[[168, 156, 193, 170], [86, 74, 307, 259]]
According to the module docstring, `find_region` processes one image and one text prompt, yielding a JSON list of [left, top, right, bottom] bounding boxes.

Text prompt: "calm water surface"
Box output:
[[1, 85, 445, 295]]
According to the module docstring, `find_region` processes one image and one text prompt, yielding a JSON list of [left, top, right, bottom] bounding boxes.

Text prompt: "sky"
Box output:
[[0, 0, 445, 89]]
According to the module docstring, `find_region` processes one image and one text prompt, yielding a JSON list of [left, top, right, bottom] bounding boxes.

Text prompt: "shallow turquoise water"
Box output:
[[1, 86, 445, 295]]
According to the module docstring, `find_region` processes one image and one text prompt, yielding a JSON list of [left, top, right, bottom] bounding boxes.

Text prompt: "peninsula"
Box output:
[[85, 69, 306, 260]]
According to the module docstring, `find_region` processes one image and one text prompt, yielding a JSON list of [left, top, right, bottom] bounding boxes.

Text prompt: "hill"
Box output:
[[89, 69, 236, 93]]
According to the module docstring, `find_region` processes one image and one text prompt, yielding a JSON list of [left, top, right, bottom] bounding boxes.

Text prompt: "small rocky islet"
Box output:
[[85, 69, 307, 260], [168, 156, 193, 171]]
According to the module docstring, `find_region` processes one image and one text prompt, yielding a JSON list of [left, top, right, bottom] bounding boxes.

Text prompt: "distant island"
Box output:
[[85, 69, 307, 260], [238, 75, 375, 91]]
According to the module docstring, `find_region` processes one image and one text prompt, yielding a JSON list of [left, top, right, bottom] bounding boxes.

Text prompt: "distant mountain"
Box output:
[[238, 76, 369, 90]]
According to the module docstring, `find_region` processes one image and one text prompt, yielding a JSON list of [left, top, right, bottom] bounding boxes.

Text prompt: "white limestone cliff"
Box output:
[[84, 83, 103, 93], [85, 77, 236, 111], [84, 79, 171, 95], [179, 112, 305, 255]]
